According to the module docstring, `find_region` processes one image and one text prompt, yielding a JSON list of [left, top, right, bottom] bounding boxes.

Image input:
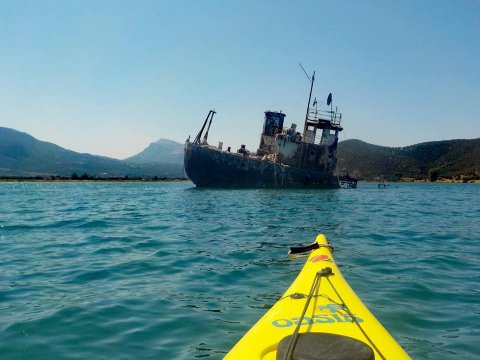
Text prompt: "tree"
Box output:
[[429, 168, 439, 182]]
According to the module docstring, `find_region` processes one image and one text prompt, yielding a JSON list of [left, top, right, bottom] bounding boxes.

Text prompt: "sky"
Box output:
[[1, 0, 479, 159]]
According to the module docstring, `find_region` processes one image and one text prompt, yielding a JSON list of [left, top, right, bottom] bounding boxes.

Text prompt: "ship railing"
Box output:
[[307, 109, 342, 126]]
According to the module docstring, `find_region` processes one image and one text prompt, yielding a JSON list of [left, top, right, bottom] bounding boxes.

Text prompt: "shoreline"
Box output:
[[0, 178, 190, 183], [397, 178, 480, 184]]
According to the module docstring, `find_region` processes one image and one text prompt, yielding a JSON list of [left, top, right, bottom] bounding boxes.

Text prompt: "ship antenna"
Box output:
[[299, 62, 311, 81]]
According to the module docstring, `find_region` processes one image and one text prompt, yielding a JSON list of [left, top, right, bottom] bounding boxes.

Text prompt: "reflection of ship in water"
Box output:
[[184, 72, 350, 188], [340, 174, 358, 189]]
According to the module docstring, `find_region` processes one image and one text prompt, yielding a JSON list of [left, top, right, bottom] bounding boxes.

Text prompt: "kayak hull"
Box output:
[[224, 234, 410, 360]]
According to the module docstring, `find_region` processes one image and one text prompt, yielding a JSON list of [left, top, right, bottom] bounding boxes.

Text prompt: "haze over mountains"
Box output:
[[0, 127, 185, 178], [124, 139, 183, 165], [0, 126, 478, 181]]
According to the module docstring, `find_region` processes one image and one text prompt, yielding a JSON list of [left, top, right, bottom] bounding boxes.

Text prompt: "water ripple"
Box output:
[[0, 182, 478, 359]]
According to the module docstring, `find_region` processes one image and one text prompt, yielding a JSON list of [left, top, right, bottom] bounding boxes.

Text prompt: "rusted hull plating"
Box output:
[[184, 142, 340, 188]]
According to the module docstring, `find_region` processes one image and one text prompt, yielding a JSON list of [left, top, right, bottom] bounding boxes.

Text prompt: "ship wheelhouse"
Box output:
[[257, 111, 286, 156], [303, 107, 343, 146]]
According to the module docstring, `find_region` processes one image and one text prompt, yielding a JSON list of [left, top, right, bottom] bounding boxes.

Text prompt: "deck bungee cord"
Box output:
[[279, 265, 387, 360], [224, 234, 411, 360], [323, 274, 387, 360], [281, 267, 331, 360]]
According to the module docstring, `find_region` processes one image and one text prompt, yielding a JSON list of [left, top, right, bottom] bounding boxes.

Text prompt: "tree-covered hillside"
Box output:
[[337, 138, 480, 181]]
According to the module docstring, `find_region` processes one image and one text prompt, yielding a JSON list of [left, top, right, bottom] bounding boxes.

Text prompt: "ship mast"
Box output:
[[302, 68, 315, 137]]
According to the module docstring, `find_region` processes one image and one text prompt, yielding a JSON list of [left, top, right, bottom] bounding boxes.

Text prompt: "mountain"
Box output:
[[2, 126, 478, 181], [124, 139, 183, 164], [337, 138, 480, 181], [0, 127, 185, 178]]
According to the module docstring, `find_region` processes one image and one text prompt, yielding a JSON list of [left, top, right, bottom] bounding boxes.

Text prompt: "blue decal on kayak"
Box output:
[[318, 304, 342, 313], [272, 303, 364, 328], [292, 316, 313, 325], [272, 319, 293, 328], [312, 315, 335, 323]]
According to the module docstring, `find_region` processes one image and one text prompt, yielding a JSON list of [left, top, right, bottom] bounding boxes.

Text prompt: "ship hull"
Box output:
[[184, 142, 340, 188]]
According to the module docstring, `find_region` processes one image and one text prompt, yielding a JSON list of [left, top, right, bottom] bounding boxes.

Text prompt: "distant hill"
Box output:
[[337, 138, 480, 181], [125, 139, 183, 164], [0, 127, 185, 178], [2, 126, 478, 182]]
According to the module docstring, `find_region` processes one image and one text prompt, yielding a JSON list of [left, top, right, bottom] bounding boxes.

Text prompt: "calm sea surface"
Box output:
[[0, 181, 478, 359]]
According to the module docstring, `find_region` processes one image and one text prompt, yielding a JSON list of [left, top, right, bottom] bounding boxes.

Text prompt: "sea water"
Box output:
[[0, 181, 478, 359]]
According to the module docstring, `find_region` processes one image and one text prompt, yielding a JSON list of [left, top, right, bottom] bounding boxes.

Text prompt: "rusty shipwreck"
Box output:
[[184, 72, 345, 188]]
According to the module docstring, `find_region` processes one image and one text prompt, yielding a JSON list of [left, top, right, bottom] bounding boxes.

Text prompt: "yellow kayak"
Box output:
[[224, 234, 410, 360]]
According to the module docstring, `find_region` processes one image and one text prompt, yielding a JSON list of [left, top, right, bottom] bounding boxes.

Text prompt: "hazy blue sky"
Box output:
[[1, 0, 479, 159]]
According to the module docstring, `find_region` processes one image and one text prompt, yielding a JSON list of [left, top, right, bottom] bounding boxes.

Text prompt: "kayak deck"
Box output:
[[224, 234, 410, 360]]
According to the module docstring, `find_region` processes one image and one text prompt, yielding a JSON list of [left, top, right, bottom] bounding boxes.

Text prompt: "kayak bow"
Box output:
[[224, 234, 410, 360]]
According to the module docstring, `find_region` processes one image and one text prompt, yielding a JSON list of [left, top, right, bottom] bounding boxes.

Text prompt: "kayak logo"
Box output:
[[310, 255, 331, 263], [271, 303, 363, 328]]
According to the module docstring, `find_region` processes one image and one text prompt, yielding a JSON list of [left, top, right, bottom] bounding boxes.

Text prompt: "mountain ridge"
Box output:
[[124, 138, 184, 164], [0, 127, 185, 178], [1, 126, 478, 181]]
